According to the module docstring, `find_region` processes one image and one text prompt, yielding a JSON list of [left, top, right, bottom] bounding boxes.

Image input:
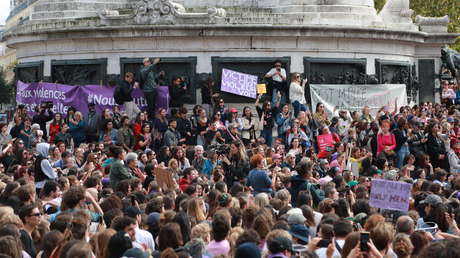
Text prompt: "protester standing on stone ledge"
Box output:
[[120, 72, 140, 121], [265, 60, 287, 106], [139, 57, 161, 121]]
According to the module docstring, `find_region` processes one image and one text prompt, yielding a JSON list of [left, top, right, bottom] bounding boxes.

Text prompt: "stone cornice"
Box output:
[[3, 21, 459, 47]]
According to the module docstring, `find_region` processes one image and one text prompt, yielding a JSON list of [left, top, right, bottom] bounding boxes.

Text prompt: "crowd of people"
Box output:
[[0, 58, 460, 258]]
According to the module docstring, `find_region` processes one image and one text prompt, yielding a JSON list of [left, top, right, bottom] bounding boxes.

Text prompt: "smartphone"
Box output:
[[360, 232, 370, 252], [317, 239, 331, 248]]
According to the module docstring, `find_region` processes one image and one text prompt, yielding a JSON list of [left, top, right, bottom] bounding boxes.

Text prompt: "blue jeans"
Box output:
[[261, 128, 273, 147], [272, 88, 286, 107], [292, 100, 308, 118], [396, 145, 410, 168]]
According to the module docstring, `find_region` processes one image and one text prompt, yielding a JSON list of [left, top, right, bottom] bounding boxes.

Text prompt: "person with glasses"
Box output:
[[18, 204, 42, 258], [289, 72, 308, 117], [265, 60, 287, 106]]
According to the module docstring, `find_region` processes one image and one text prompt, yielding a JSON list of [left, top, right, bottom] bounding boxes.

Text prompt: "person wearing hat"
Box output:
[[287, 213, 310, 245], [267, 236, 294, 258], [125, 152, 146, 182], [139, 57, 161, 120], [235, 242, 261, 258], [163, 119, 182, 147], [225, 108, 242, 131], [416, 194, 443, 230]]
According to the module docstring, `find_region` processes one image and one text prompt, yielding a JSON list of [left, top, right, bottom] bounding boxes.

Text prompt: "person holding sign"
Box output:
[[289, 72, 308, 118]]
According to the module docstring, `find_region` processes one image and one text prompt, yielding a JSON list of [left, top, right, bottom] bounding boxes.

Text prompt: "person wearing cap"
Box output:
[[287, 213, 310, 245], [124, 206, 155, 252], [235, 242, 261, 258], [223, 124, 241, 143], [267, 236, 294, 258], [225, 108, 242, 131], [126, 152, 146, 182], [139, 57, 161, 120], [163, 119, 182, 147], [416, 194, 443, 229]]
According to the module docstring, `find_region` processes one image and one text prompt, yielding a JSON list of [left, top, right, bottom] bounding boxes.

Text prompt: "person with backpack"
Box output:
[[289, 159, 324, 207], [115, 72, 140, 121], [139, 57, 161, 121]]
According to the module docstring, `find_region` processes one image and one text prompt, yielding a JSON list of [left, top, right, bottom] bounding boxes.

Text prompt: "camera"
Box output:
[[208, 144, 230, 155]]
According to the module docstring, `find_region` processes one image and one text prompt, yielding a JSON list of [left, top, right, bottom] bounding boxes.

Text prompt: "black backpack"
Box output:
[[113, 85, 124, 105]]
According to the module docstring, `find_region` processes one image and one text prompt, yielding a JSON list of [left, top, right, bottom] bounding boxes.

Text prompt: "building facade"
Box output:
[[1, 0, 459, 104]]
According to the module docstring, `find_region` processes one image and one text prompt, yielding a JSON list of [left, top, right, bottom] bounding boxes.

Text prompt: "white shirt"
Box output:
[[289, 82, 306, 105], [315, 239, 345, 258], [266, 68, 287, 82], [135, 226, 155, 251]]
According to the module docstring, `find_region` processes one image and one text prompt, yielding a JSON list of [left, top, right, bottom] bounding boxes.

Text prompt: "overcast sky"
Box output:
[[0, 0, 11, 25]]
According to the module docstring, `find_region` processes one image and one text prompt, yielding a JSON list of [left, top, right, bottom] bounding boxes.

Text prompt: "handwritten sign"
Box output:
[[257, 84, 267, 94], [310, 84, 407, 116], [221, 68, 257, 99], [369, 179, 411, 212], [154, 167, 175, 190]]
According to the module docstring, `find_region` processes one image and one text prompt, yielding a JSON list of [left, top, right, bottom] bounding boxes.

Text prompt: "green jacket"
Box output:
[[140, 64, 159, 92], [117, 127, 135, 150], [109, 159, 134, 189]]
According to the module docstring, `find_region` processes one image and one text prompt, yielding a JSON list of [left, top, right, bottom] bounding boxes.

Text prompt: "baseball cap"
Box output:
[[420, 194, 442, 206], [235, 242, 261, 258], [288, 213, 306, 225], [347, 180, 359, 187], [229, 108, 238, 113], [122, 248, 148, 258], [289, 224, 309, 243], [147, 212, 160, 227], [267, 236, 294, 253]]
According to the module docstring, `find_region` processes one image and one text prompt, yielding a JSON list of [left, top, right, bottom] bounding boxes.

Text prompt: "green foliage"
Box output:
[[0, 67, 14, 104], [374, 0, 460, 51], [374, 0, 386, 12]]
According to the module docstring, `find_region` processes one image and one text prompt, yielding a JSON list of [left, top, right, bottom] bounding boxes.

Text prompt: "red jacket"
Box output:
[[179, 178, 189, 192]]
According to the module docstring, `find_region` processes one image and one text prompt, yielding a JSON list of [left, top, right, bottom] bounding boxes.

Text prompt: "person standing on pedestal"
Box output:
[[139, 57, 161, 121], [289, 72, 308, 118], [265, 60, 287, 106], [120, 72, 140, 121]]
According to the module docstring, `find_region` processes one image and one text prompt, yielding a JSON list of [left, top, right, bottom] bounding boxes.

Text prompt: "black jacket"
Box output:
[[169, 85, 187, 107], [289, 175, 324, 206], [392, 128, 408, 152], [32, 110, 53, 137], [119, 79, 134, 102]]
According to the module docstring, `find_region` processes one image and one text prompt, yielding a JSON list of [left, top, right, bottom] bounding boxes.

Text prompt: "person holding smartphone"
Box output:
[[265, 60, 287, 106]]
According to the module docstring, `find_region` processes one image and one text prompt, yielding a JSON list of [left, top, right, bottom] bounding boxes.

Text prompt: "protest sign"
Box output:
[[310, 84, 407, 116], [256, 84, 267, 94], [16, 81, 169, 116], [154, 167, 175, 189], [369, 179, 411, 212], [317, 133, 334, 153], [221, 68, 257, 99]]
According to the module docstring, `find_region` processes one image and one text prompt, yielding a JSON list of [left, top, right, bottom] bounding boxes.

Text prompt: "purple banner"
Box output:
[[221, 68, 257, 99], [369, 179, 412, 212], [16, 81, 169, 116]]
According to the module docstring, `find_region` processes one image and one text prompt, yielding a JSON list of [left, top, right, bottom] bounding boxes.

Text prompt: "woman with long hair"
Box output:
[[98, 108, 113, 132], [313, 102, 330, 126], [133, 112, 148, 138], [68, 111, 86, 148], [195, 108, 209, 146], [275, 103, 291, 144], [153, 108, 168, 149], [48, 113, 63, 144], [377, 120, 396, 159], [426, 122, 449, 171], [172, 146, 190, 171], [157, 146, 171, 165], [255, 94, 279, 147], [289, 72, 308, 117], [136, 123, 153, 151], [221, 141, 249, 187], [201, 76, 219, 117], [211, 111, 226, 130], [99, 119, 118, 146], [240, 107, 256, 146]]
